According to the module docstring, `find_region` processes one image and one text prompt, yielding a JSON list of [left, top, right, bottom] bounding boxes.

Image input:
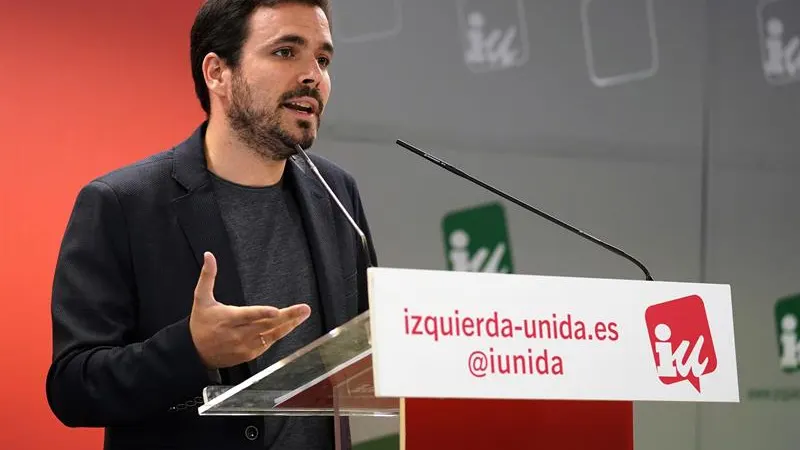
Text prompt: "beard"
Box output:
[[226, 72, 321, 161]]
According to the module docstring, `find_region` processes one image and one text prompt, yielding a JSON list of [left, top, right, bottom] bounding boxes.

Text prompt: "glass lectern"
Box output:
[[198, 311, 397, 449]]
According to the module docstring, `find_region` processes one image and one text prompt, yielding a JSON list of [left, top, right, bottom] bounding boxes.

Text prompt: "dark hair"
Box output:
[[190, 0, 331, 115]]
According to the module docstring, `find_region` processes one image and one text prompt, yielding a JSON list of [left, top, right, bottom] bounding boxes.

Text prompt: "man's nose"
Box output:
[[299, 62, 322, 86]]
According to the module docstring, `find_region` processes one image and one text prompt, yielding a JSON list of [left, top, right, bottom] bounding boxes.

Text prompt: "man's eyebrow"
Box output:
[[271, 34, 334, 55]]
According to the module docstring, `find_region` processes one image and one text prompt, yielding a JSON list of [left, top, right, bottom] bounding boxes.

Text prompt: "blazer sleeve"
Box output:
[[348, 179, 378, 314], [46, 180, 213, 427]]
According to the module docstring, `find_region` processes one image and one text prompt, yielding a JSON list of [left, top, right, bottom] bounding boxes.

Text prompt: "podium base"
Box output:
[[402, 398, 633, 450]]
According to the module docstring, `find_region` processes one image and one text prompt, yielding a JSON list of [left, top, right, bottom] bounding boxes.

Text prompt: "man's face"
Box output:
[[225, 3, 333, 160]]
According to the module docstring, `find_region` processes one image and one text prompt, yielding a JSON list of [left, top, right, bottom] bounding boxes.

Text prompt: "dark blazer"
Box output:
[[46, 123, 377, 449]]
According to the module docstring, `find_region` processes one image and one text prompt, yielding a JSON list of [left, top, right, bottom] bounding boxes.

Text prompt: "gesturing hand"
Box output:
[[189, 252, 311, 369]]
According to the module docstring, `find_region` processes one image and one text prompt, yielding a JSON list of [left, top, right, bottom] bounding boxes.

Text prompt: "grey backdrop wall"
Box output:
[[313, 0, 800, 448]]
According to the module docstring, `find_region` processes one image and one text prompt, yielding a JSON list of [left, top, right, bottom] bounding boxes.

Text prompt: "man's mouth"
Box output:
[[281, 97, 319, 117]]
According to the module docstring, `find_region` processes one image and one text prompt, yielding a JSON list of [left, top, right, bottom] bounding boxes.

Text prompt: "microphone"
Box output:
[[294, 144, 374, 268], [395, 139, 654, 281]]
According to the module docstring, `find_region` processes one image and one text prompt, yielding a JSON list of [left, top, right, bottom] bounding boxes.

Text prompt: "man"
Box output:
[[45, 1, 377, 449]]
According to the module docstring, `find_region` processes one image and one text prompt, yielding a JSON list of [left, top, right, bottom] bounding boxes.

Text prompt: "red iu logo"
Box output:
[[645, 295, 718, 393]]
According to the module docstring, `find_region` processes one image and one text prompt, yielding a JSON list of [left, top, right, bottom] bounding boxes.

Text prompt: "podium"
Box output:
[[198, 267, 739, 449]]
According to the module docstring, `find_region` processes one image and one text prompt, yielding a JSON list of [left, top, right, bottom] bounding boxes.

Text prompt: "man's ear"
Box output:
[[203, 53, 230, 99]]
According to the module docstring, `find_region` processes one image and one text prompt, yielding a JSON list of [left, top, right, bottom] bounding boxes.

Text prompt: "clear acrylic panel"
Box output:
[[198, 311, 399, 417]]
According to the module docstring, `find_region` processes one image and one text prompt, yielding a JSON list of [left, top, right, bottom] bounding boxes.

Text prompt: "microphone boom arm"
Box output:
[[295, 145, 375, 268], [395, 139, 653, 281]]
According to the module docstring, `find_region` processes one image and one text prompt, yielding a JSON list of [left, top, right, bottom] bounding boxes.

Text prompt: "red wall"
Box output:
[[0, 2, 204, 447]]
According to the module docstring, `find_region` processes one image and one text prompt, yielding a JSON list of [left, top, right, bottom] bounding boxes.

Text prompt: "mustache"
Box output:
[[279, 86, 324, 113]]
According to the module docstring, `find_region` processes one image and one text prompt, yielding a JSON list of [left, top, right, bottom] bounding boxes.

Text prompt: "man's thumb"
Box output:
[[194, 251, 218, 305]]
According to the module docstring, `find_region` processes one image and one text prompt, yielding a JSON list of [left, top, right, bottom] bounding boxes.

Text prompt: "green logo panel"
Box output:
[[442, 202, 514, 273], [776, 293, 800, 373]]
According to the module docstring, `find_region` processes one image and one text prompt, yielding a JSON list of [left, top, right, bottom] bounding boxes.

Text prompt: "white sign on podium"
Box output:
[[367, 267, 739, 403]]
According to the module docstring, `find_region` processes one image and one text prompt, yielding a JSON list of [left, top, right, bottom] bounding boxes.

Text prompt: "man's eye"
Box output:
[[318, 57, 330, 68], [274, 48, 293, 58]]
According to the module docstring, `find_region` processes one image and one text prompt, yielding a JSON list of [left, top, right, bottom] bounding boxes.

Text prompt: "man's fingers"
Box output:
[[235, 304, 310, 328], [277, 304, 311, 322], [230, 305, 281, 325], [194, 252, 218, 306], [238, 307, 311, 338], [261, 315, 308, 344]]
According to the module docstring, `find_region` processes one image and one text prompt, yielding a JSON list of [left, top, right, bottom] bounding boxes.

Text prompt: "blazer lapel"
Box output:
[[172, 183, 246, 308], [286, 155, 348, 332], [170, 124, 253, 379], [170, 124, 246, 309]]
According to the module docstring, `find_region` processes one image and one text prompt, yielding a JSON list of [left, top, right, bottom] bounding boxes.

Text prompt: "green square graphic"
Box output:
[[775, 293, 800, 373], [442, 202, 514, 273]]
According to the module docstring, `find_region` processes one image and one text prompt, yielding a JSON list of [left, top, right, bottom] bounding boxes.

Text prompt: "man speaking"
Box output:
[[46, 1, 377, 449]]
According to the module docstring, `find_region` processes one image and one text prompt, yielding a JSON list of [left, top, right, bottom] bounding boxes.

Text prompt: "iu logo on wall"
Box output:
[[775, 293, 800, 373], [644, 295, 718, 393], [442, 202, 514, 273], [758, 0, 800, 85], [456, 0, 529, 73], [744, 292, 800, 402]]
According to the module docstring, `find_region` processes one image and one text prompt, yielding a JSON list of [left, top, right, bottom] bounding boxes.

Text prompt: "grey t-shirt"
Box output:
[[210, 171, 333, 450]]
